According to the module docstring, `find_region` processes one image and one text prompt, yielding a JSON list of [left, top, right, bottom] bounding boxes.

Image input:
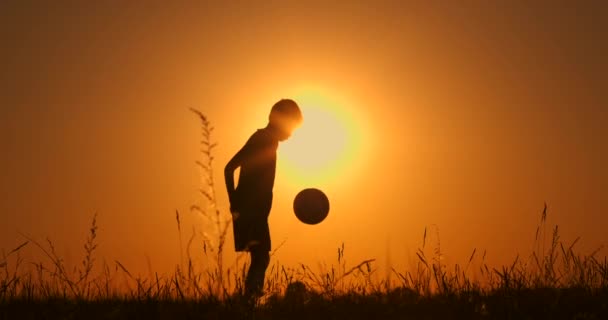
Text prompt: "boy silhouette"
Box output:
[[224, 99, 302, 298]]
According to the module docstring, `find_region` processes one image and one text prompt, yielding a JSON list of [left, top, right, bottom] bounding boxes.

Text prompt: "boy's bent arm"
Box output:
[[224, 156, 238, 206], [224, 147, 248, 211]]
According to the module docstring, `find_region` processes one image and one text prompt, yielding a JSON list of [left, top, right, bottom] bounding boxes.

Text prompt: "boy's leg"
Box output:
[[245, 245, 270, 297]]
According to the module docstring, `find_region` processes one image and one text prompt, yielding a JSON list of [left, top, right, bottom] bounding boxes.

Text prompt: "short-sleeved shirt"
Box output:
[[232, 128, 278, 251]]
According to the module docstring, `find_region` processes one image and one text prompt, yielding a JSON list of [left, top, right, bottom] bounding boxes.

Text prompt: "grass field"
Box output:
[[2, 113, 606, 319], [2, 212, 607, 319]]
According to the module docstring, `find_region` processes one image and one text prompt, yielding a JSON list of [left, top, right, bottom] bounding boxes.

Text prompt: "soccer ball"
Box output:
[[293, 188, 330, 225]]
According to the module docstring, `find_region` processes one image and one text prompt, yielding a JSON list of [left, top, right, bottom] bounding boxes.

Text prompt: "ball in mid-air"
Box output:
[[293, 188, 330, 225]]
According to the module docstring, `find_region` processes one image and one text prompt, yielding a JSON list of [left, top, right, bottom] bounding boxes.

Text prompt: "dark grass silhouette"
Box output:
[[1, 112, 606, 319], [2, 212, 607, 319]]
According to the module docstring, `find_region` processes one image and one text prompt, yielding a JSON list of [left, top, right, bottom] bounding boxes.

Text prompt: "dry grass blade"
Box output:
[[115, 260, 133, 280], [468, 248, 477, 264], [0, 241, 29, 267], [8, 241, 29, 256], [176, 210, 184, 270], [416, 251, 428, 268], [341, 259, 376, 279], [270, 239, 287, 258], [422, 227, 427, 249]]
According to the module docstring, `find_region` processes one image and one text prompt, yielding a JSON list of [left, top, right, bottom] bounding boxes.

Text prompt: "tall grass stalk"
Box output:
[[189, 107, 233, 298]]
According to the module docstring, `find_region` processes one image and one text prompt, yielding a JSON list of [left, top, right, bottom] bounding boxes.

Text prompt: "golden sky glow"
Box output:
[[0, 2, 606, 275], [279, 87, 367, 189]]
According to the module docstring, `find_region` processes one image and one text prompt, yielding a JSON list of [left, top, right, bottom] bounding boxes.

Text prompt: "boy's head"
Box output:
[[268, 99, 303, 141]]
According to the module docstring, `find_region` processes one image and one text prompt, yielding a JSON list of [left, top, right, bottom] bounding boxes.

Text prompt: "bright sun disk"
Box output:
[[279, 101, 354, 185]]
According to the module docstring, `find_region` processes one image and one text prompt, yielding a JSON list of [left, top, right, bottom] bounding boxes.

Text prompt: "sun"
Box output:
[[278, 90, 360, 186], [281, 106, 347, 170]]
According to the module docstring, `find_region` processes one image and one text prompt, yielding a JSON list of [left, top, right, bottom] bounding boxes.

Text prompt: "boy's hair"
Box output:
[[269, 99, 303, 126]]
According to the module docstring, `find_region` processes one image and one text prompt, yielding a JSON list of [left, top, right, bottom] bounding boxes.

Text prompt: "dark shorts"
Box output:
[[232, 211, 271, 252]]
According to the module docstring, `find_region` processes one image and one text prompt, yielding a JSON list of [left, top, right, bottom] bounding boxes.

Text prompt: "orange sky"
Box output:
[[1, 2, 606, 276]]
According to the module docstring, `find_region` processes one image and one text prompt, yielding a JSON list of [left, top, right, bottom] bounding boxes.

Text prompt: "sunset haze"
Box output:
[[1, 2, 606, 278]]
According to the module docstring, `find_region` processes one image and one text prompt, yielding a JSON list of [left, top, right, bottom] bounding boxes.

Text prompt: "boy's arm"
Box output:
[[224, 146, 249, 212]]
